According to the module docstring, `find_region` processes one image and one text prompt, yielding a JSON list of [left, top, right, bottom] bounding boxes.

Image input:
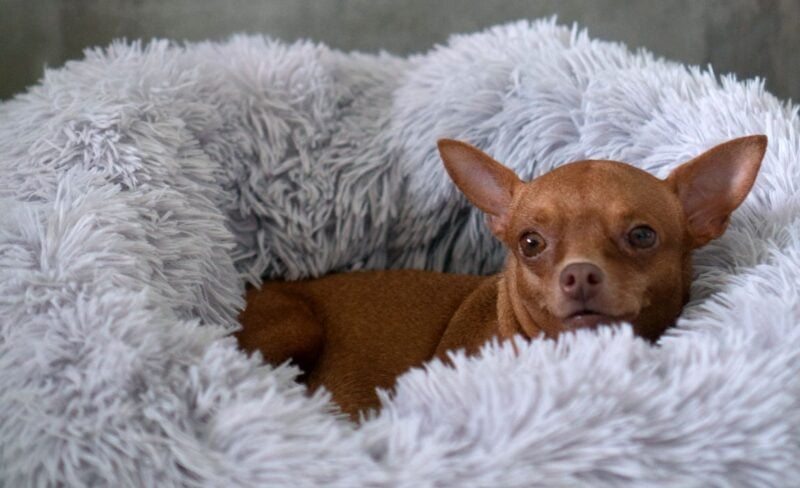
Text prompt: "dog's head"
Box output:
[[438, 136, 766, 340]]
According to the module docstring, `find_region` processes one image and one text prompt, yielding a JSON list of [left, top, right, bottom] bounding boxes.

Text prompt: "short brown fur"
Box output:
[[236, 135, 767, 419]]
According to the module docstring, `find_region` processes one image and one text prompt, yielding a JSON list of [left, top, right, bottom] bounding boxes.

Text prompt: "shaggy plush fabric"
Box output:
[[1, 18, 799, 486]]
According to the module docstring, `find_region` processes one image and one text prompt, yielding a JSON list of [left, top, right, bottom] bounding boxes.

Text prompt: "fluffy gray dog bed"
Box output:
[[1, 19, 799, 486]]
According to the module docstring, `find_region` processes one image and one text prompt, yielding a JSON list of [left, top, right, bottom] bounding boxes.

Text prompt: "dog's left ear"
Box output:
[[667, 135, 767, 248], [438, 139, 522, 236]]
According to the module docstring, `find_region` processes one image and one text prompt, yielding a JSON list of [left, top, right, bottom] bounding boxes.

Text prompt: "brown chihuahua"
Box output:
[[237, 135, 767, 419]]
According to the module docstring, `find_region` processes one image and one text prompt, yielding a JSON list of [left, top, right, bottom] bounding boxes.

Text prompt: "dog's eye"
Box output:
[[628, 225, 657, 249], [519, 231, 546, 257]]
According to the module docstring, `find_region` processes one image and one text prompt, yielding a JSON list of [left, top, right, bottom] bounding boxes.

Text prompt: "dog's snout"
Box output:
[[559, 262, 604, 301]]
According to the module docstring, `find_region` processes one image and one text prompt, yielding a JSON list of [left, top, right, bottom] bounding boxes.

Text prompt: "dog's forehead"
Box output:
[[534, 159, 659, 188], [513, 160, 680, 222], [526, 160, 668, 200]]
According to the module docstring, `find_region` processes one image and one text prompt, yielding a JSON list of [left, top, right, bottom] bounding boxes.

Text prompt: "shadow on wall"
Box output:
[[1, 0, 798, 101]]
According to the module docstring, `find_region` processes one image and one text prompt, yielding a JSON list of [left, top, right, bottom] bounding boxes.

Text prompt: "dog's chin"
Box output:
[[560, 310, 631, 331]]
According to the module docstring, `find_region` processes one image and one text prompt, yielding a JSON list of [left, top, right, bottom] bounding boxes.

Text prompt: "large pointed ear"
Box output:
[[667, 135, 767, 248], [437, 139, 523, 236]]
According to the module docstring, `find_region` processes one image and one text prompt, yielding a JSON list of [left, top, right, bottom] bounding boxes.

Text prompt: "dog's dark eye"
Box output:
[[628, 225, 657, 249], [519, 231, 546, 257]]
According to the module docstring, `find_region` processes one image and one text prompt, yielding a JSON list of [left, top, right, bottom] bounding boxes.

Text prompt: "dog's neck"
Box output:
[[496, 268, 543, 340]]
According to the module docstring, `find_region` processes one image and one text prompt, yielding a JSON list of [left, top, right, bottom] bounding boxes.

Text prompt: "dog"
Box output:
[[236, 135, 767, 419]]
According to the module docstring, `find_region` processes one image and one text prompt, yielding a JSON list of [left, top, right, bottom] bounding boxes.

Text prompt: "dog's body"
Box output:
[[236, 136, 767, 419], [238, 270, 494, 413]]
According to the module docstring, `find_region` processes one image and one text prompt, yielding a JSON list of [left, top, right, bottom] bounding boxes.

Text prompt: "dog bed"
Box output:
[[1, 19, 799, 486]]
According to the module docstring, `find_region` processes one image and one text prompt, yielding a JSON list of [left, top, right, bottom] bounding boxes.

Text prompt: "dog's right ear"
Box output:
[[437, 139, 522, 236]]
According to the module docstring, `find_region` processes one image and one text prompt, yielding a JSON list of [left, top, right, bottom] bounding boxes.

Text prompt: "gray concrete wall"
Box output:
[[1, 0, 798, 102]]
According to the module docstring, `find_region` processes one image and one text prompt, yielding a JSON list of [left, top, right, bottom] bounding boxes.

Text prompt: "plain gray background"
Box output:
[[2, 0, 798, 102]]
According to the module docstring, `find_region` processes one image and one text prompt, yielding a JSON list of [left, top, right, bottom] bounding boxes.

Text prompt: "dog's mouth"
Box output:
[[562, 309, 626, 330]]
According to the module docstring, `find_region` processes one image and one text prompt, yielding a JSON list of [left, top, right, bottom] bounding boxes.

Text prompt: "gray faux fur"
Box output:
[[1, 19, 799, 486]]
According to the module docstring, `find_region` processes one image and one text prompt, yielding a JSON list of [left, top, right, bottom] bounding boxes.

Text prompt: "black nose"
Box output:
[[559, 262, 604, 301]]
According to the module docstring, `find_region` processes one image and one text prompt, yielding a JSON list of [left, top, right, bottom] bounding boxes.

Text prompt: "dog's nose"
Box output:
[[559, 262, 604, 301]]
